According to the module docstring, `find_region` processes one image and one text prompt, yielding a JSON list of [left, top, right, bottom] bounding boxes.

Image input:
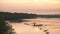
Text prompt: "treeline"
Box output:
[[0, 11, 60, 22], [37, 15, 60, 18], [0, 12, 37, 22]]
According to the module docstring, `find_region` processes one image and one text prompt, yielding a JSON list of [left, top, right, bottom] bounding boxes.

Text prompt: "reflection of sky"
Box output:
[[10, 18, 60, 34], [0, 0, 60, 14]]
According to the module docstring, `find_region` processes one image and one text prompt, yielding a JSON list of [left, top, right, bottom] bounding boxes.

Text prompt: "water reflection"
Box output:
[[10, 18, 60, 34]]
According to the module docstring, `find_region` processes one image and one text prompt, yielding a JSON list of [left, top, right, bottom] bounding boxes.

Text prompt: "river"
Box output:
[[9, 18, 60, 34]]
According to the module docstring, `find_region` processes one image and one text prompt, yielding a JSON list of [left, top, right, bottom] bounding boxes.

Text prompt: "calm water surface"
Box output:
[[10, 18, 60, 34]]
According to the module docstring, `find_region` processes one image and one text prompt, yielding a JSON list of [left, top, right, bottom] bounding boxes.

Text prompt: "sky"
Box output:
[[0, 0, 60, 14]]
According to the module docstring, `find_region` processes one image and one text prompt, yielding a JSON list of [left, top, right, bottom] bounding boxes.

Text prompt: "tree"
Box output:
[[0, 16, 16, 34]]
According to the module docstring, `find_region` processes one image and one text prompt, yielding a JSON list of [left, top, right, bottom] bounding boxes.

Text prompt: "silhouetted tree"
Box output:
[[0, 16, 16, 34]]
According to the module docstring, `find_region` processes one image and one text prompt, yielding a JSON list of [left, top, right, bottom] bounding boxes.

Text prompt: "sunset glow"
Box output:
[[0, 0, 60, 34], [0, 0, 60, 14]]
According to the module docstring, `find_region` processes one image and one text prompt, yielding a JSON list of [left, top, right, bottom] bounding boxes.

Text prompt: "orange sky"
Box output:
[[0, 0, 60, 14]]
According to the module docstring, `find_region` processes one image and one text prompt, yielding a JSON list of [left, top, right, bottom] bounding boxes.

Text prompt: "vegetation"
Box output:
[[0, 16, 16, 34], [37, 15, 60, 18], [0, 11, 60, 22], [0, 12, 37, 22]]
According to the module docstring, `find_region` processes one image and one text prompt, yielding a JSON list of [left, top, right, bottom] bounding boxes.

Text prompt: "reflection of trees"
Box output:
[[0, 16, 16, 34]]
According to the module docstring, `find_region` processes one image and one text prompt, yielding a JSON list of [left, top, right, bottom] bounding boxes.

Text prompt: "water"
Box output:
[[9, 18, 60, 34]]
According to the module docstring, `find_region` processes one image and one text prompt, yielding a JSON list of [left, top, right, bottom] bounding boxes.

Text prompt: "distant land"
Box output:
[[0, 11, 37, 22], [37, 14, 60, 18], [0, 11, 60, 22], [0, 11, 60, 19]]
